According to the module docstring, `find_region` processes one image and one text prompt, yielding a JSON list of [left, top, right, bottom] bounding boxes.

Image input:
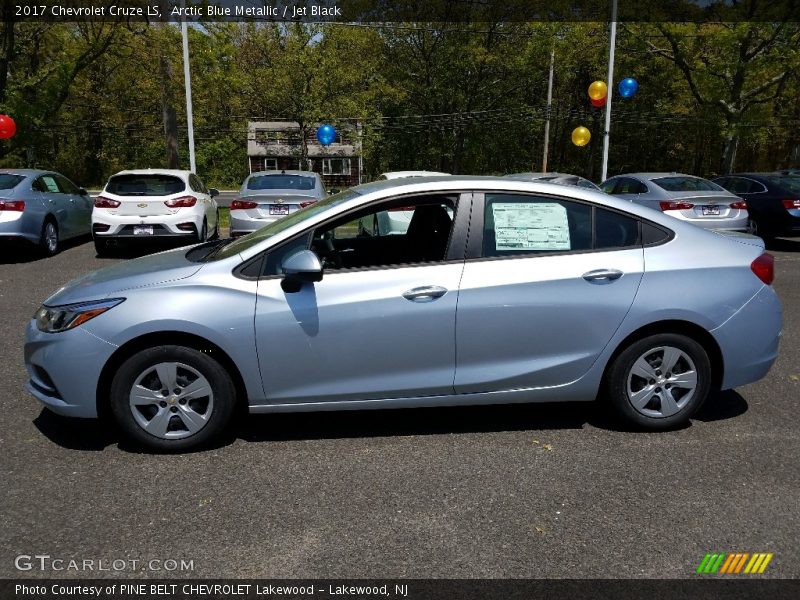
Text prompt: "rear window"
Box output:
[[652, 176, 722, 192], [247, 175, 316, 191], [106, 174, 185, 196], [763, 176, 800, 195], [0, 174, 25, 190]]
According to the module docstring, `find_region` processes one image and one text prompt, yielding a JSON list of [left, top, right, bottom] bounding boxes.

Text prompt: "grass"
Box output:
[[218, 207, 230, 232]]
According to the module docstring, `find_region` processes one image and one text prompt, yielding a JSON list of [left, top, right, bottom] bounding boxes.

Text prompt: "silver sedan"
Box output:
[[24, 177, 781, 451], [0, 169, 92, 255], [600, 173, 749, 231]]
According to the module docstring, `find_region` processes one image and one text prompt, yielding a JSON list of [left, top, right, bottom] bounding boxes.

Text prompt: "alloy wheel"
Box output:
[[626, 346, 698, 418]]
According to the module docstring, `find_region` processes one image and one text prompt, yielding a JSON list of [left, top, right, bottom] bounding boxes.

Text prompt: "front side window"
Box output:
[[613, 178, 648, 194], [481, 193, 640, 258], [106, 174, 185, 196], [37, 175, 61, 194], [54, 175, 80, 194]]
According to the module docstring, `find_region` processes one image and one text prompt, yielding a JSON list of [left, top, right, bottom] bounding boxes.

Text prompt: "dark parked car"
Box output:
[[713, 173, 800, 240], [0, 168, 92, 256]]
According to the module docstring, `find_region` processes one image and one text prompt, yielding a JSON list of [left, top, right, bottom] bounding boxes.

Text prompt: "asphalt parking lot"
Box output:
[[1, 234, 798, 579]]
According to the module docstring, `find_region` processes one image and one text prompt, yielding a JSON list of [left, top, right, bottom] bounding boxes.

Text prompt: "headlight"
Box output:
[[35, 298, 125, 333]]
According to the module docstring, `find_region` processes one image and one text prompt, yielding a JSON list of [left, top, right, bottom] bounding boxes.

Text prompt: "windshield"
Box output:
[[764, 175, 800, 195], [652, 176, 723, 192], [210, 188, 362, 261], [0, 174, 25, 189], [106, 174, 185, 196], [247, 174, 316, 191]]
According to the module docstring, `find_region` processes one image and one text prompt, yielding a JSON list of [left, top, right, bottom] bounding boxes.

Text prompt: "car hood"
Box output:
[[44, 246, 203, 306]]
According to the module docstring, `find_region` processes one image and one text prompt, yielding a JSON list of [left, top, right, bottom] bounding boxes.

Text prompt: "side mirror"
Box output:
[[79, 188, 89, 196], [281, 249, 323, 292], [209, 188, 220, 198]]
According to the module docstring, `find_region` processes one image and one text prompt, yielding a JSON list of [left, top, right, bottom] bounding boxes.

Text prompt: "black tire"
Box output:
[[109, 345, 237, 452], [39, 219, 59, 256], [605, 333, 711, 430], [94, 237, 109, 257], [211, 210, 220, 240], [196, 219, 208, 243]]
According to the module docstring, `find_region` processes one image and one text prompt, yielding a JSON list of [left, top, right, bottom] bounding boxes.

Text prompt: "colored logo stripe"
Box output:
[[697, 552, 773, 574]]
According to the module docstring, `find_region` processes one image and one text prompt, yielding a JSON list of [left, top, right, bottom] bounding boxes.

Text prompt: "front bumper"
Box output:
[[24, 320, 118, 418]]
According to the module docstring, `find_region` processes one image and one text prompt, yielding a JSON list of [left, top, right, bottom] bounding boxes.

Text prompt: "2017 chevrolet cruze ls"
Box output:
[[24, 178, 782, 451]]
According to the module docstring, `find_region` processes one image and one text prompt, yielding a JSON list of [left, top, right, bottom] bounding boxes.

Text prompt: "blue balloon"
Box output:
[[618, 77, 638, 98], [316, 124, 336, 146]]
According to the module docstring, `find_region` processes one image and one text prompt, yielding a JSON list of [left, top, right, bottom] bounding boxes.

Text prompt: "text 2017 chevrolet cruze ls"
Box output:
[[25, 177, 782, 451]]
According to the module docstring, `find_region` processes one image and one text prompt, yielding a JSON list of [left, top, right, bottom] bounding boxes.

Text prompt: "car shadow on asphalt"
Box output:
[[32, 391, 749, 452], [766, 237, 800, 252], [0, 235, 92, 264]]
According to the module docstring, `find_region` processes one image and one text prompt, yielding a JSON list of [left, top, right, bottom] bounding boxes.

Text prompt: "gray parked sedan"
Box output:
[[505, 172, 601, 191], [24, 177, 781, 451], [600, 173, 748, 231], [0, 169, 92, 255], [230, 170, 327, 237]]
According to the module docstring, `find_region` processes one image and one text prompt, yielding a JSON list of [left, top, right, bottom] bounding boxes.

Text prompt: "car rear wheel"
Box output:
[[211, 210, 220, 239], [93, 237, 109, 257], [109, 345, 236, 452], [196, 219, 208, 243], [605, 333, 711, 429], [39, 220, 59, 256], [747, 217, 773, 241]]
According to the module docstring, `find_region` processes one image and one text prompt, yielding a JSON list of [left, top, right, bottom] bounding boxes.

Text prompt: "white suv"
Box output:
[[92, 169, 219, 255]]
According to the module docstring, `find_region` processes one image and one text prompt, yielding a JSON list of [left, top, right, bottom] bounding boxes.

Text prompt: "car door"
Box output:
[[252, 193, 469, 405], [454, 191, 644, 393], [54, 174, 90, 237], [35, 174, 72, 237]]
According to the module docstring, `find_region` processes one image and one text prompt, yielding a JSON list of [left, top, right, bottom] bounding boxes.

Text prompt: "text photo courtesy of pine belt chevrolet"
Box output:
[[229, 170, 327, 237], [600, 173, 749, 232], [23, 177, 782, 452], [91, 169, 220, 255], [0, 168, 92, 256]]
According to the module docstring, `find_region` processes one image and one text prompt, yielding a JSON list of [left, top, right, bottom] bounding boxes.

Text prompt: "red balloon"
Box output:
[[0, 114, 16, 139], [590, 96, 606, 108]]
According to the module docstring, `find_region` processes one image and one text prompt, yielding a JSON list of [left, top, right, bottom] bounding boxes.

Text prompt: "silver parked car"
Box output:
[[230, 170, 327, 237], [24, 177, 781, 451], [600, 173, 748, 231], [505, 172, 601, 191], [0, 169, 92, 256]]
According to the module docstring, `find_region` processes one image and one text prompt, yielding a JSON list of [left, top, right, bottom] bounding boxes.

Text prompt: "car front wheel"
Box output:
[[605, 333, 711, 429], [109, 345, 236, 452]]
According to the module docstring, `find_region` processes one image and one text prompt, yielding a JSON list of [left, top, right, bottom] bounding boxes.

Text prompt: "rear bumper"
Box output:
[[92, 211, 203, 237], [93, 223, 196, 240], [229, 213, 281, 235], [0, 213, 40, 244], [711, 285, 782, 390]]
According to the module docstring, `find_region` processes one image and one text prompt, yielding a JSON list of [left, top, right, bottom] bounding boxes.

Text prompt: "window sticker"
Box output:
[[41, 176, 60, 193], [491, 202, 570, 251]]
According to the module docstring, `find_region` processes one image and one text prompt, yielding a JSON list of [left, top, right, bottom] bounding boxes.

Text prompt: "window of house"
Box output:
[[323, 158, 351, 176], [264, 158, 278, 170]]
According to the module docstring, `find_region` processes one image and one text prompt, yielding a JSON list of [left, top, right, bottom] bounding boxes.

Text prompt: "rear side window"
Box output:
[[482, 194, 641, 258], [652, 176, 722, 192], [0, 174, 24, 189], [247, 175, 316, 191], [106, 174, 185, 196]]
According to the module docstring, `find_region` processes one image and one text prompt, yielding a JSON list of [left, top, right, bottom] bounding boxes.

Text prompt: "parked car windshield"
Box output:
[[652, 176, 723, 192], [247, 174, 316, 191], [0, 174, 25, 189], [206, 188, 362, 261], [765, 175, 800, 195], [106, 174, 185, 196]]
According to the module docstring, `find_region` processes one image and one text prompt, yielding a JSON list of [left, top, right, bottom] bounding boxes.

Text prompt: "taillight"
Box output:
[[729, 200, 748, 209], [230, 199, 258, 210], [659, 201, 694, 211], [299, 201, 316, 208], [782, 199, 800, 210], [164, 195, 197, 208], [0, 200, 25, 211], [94, 196, 120, 208], [751, 253, 774, 285]]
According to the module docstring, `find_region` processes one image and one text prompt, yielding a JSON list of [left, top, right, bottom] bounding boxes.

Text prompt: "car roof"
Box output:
[[380, 171, 451, 179], [247, 170, 320, 177], [610, 173, 708, 181], [0, 168, 55, 176], [111, 169, 193, 177]]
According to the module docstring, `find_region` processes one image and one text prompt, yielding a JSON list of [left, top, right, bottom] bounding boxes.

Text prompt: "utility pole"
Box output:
[[180, 0, 196, 173], [601, 0, 618, 182], [541, 46, 555, 173]]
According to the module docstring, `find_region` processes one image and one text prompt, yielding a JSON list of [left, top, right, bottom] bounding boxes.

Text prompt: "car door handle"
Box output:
[[402, 286, 448, 302], [582, 269, 623, 282]]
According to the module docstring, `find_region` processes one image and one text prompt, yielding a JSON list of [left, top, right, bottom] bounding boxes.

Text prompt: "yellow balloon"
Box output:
[[588, 80, 608, 101], [571, 126, 591, 147]]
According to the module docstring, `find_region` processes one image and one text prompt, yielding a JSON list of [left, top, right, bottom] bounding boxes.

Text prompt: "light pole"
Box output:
[[600, 0, 618, 182], [180, 0, 196, 173], [541, 46, 555, 173]]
